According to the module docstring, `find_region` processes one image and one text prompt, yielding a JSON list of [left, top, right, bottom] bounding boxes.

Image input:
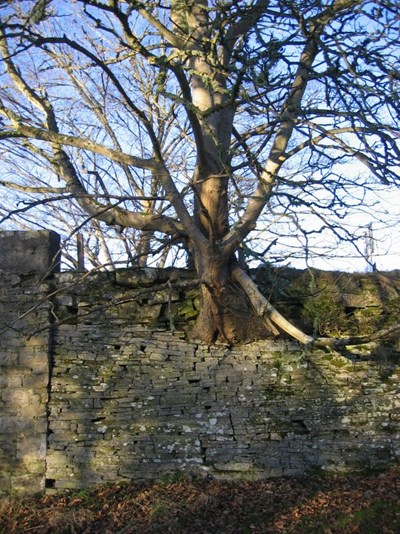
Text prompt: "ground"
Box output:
[[1, 466, 400, 533]]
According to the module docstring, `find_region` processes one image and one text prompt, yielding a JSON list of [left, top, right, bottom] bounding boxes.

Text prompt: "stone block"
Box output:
[[0, 230, 60, 275]]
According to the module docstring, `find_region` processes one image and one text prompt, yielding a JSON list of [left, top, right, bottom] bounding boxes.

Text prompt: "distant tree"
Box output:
[[0, 0, 399, 345]]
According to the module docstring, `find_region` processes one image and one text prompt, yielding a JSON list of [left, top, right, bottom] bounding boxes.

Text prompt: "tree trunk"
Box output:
[[190, 253, 273, 344]]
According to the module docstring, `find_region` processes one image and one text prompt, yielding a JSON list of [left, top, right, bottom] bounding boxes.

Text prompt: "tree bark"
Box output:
[[190, 254, 276, 344]]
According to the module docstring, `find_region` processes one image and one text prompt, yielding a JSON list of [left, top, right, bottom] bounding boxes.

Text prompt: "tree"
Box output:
[[0, 0, 399, 345]]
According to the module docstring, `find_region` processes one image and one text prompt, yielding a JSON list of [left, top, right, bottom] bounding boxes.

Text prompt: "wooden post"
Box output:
[[77, 232, 85, 272]]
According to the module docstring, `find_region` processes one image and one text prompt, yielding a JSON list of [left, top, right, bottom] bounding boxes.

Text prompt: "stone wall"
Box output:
[[0, 231, 59, 494], [1, 231, 400, 495]]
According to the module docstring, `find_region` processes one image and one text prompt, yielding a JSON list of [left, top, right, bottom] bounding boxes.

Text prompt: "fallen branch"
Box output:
[[314, 323, 400, 349], [232, 266, 400, 350], [232, 266, 313, 345]]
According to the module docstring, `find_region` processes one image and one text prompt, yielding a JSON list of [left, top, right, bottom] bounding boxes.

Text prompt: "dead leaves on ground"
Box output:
[[1, 466, 400, 533]]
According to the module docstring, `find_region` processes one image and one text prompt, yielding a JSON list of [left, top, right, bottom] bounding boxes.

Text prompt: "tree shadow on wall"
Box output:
[[0, 322, 49, 496], [195, 340, 400, 478], [42, 266, 400, 490], [45, 314, 400, 493], [46, 325, 124, 491]]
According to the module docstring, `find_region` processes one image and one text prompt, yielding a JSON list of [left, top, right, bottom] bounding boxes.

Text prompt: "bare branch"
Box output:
[[0, 179, 67, 194], [0, 120, 159, 171]]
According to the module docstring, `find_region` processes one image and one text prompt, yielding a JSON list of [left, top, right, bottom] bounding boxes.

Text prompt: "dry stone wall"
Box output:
[[1, 231, 400, 495]]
